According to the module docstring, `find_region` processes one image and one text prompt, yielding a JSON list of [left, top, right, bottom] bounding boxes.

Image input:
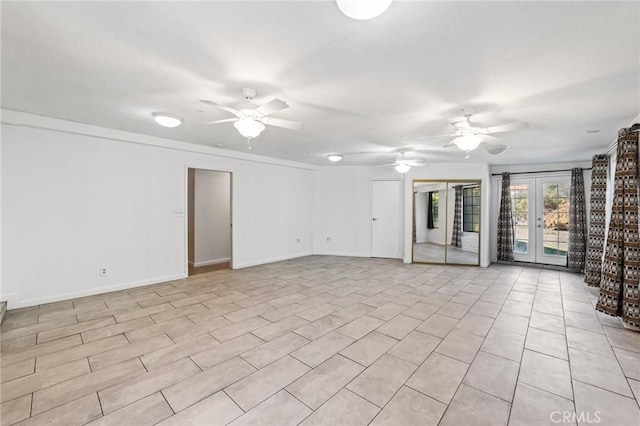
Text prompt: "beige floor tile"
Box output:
[[1, 335, 37, 354], [124, 317, 193, 343], [451, 292, 482, 306], [86, 392, 173, 426], [347, 354, 417, 407], [211, 316, 271, 342], [0, 394, 31, 425], [463, 351, 519, 402], [1, 316, 79, 341], [603, 325, 640, 353], [492, 312, 529, 336], [454, 313, 494, 337], [335, 315, 385, 340], [518, 350, 573, 400], [468, 301, 502, 319], [241, 332, 309, 369], [437, 301, 472, 319], [415, 314, 458, 338], [529, 311, 565, 335], [406, 352, 468, 404], [81, 317, 154, 343], [435, 330, 484, 363], [187, 303, 241, 324], [113, 303, 174, 323], [35, 335, 129, 371], [14, 393, 102, 426], [613, 347, 640, 381], [295, 303, 338, 322], [629, 378, 640, 403], [225, 356, 310, 410], [31, 358, 146, 415], [162, 356, 255, 412], [89, 334, 174, 370], [569, 347, 633, 397], [501, 300, 533, 318], [369, 386, 446, 426], [509, 382, 575, 426], [168, 316, 231, 343], [562, 300, 594, 315], [290, 331, 354, 367], [566, 326, 615, 358], [98, 357, 200, 414], [293, 315, 349, 340], [573, 380, 640, 426], [402, 302, 440, 321], [368, 303, 406, 321], [150, 304, 208, 323], [260, 303, 308, 322], [481, 329, 525, 362], [228, 390, 312, 426], [388, 330, 441, 365], [1, 358, 90, 403], [1, 335, 83, 368], [375, 315, 421, 340], [36, 317, 115, 344], [156, 391, 243, 426], [286, 354, 363, 409], [191, 333, 264, 370], [564, 310, 603, 334], [141, 334, 219, 371], [225, 303, 275, 323], [251, 316, 308, 341], [1, 358, 35, 383], [299, 388, 379, 426], [137, 292, 190, 308], [525, 328, 568, 360], [340, 332, 398, 366], [440, 384, 511, 426]]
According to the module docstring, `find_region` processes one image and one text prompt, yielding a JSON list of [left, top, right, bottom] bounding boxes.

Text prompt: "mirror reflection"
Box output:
[[412, 180, 481, 266]]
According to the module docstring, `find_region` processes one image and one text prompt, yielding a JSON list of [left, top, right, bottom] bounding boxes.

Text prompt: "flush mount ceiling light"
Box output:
[[327, 154, 343, 162], [394, 162, 411, 174], [233, 118, 266, 139], [336, 0, 393, 20], [453, 134, 483, 152], [151, 112, 182, 128]]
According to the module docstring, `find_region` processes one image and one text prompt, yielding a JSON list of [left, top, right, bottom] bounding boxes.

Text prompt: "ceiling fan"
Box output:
[[419, 110, 528, 158], [199, 88, 302, 143], [376, 150, 428, 173]]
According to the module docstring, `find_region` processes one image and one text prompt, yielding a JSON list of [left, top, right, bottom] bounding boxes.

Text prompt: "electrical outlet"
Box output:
[[99, 267, 108, 277]]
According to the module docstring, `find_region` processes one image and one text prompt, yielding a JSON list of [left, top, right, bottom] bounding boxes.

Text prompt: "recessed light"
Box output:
[[585, 129, 600, 134], [151, 112, 182, 128], [327, 155, 343, 162]]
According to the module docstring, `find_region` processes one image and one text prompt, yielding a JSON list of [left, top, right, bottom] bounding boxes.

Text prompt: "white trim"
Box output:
[[312, 251, 372, 258], [233, 252, 313, 269], [194, 258, 231, 267], [6, 274, 186, 309]]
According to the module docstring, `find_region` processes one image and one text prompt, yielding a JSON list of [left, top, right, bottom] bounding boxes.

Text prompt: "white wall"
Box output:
[[1, 110, 315, 308], [194, 170, 231, 266]]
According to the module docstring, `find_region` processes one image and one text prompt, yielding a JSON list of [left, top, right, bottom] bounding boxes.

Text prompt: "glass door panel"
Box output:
[[537, 177, 571, 265], [510, 179, 536, 262]]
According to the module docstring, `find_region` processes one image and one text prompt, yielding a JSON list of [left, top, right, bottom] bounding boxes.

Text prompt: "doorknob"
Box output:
[[372, 218, 378, 221]]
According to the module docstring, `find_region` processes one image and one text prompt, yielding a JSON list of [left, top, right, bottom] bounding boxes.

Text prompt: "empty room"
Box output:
[[1, 1, 639, 425]]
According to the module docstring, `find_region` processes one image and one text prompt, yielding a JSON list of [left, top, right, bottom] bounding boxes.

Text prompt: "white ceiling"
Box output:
[[2, 1, 639, 166]]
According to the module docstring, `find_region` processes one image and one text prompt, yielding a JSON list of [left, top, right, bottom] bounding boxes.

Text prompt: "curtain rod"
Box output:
[[491, 168, 592, 177]]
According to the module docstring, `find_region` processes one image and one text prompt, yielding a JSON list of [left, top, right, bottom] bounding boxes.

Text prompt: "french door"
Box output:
[[508, 176, 570, 266]]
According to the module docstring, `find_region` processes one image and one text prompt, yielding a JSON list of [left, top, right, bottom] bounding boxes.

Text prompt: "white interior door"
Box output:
[[505, 175, 570, 266], [371, 180, 401, 259]]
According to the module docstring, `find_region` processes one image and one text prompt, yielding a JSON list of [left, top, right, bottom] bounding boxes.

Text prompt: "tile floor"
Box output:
[[1, 256, 640, 426]]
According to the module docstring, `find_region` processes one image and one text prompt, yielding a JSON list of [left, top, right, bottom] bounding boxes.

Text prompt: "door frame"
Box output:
[[185, 166, 234, 274], [370, 179, 402, 259]]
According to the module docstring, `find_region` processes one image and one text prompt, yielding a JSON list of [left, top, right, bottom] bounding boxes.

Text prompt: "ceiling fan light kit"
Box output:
[[151, 112, 182, 128], [394, 163, 411, 174], [453, 134, 483, 151], [234, 118, 266, 139], [327, 154, 343, 162], [336, 0, 393, 20]]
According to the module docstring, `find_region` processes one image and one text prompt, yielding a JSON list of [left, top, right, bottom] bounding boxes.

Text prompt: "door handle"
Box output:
[[372, 218, 378, 221]]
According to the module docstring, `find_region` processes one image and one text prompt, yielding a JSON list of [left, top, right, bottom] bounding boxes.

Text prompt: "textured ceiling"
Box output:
[[1, 1, 639, 166]]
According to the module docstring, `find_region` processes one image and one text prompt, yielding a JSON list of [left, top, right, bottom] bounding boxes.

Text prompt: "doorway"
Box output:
[[507, 175, 570, 266], [371, 180, 401, 259], [187, 168, 232, 275]]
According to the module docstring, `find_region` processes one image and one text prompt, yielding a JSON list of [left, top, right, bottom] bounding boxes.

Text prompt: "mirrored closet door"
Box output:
[[412, 180, 481, 266]]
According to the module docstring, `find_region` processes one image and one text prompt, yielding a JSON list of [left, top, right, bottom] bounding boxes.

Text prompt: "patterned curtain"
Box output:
[[567, 168, 587, 270], [451, 186, 462, 247], [584, 155, 609, 286], [497, 172, 514, 261], [596, 126, 640, 331]]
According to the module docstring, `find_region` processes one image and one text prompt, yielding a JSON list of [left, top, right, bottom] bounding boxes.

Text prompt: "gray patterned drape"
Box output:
[[567, 168, 587, 270], [584, 155, 609, 286], [497, 172, 514, 261], [596, 126, 640, 331], [451, 186, 462, 247]]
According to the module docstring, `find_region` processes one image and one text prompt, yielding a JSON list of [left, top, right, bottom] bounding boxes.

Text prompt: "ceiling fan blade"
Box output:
[[256, 98, 289, 116], [261, 117, 302, 130], [417, 133, 458, 140], [200, 118, 238, 125], [199, 99, 242, 117], [452, 120, 470, 129], [483, 122, 529, 134]]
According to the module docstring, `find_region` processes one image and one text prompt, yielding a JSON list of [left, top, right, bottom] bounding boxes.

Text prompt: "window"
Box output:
[[463, 186, 480, 232], [428, 192, 439, 228]]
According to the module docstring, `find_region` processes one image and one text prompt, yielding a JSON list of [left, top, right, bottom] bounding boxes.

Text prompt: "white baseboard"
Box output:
[[194, 257, 231, 267], [5, 273, 187, 309], [234, 252, 313, 269], [312, 251, 371, 258]]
